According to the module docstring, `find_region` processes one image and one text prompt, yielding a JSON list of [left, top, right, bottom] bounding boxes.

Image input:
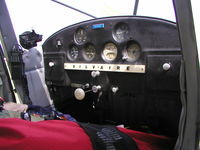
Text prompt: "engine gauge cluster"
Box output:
[[67, 22, 142, 63], [102, 43, 118, 62]]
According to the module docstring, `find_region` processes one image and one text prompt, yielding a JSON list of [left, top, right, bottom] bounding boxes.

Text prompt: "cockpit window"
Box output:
[[5, 0, 176, 42], [137, 0, 176, 21]]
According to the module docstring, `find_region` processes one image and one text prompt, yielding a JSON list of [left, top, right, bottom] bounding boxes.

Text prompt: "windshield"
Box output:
[[5, 0, 176, 42]]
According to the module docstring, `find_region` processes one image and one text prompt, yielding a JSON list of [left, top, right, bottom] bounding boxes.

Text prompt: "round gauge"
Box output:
[[68, 45, 79, 61], [83, 44, 96, 61], [102, 43, 118, 62], [124, 42, 141, 62], [74, 28, 87, 44], [113, 23, 129, 42]]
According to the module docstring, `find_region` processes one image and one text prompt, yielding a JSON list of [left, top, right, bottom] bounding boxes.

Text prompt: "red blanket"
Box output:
[[0, 118, 175, 150]]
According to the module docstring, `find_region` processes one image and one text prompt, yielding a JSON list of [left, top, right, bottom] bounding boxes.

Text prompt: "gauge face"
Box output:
[[68, 45, 79, 61], [74, 28, 87, 44], [102, 43, 118, 62], [83, 44, 96, 61], [124, 43, 141, 62], [113, 23, 129, 42]]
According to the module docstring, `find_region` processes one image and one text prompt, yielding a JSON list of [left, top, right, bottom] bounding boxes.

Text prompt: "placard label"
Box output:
[[64, 63, 145, 73]]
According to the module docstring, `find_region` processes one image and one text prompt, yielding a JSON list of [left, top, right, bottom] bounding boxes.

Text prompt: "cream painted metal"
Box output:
[[64, 63, 145, 73]]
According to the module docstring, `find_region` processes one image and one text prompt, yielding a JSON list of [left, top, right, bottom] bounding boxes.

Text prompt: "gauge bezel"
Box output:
[[74, 28, 87, 45], [82, 43, 96, 61], [123, 41, 141, 62], [112, 22, 129, 42], [67, 44, 79, 61], [102, 42, 118, 62]]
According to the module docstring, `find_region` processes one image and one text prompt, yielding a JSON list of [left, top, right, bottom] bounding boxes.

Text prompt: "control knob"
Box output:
[[92, 85, 101, 93], [163, 63, 171, 71], [112, 87, 119, 93], [74, 88, 85, 100], [91, 71, 100, 78], [49, 62, 55, 67]]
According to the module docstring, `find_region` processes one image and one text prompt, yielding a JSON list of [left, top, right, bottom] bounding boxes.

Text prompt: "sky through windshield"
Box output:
[[6, 0, 176, 43]]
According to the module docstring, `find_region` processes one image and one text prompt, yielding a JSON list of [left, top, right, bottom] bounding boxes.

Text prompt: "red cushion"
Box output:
[[0, 118, 175, 150], [0, 118, 93, 150], [118, 127, 175, 150]]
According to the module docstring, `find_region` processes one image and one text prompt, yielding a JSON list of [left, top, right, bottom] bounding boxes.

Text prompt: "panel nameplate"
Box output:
[[64, 63, 145, 73]]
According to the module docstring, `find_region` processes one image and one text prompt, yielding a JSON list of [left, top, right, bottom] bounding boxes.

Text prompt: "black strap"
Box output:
[[78, 122, 139, 150]]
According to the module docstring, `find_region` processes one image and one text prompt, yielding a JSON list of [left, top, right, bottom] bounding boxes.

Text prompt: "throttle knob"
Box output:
[[74, 88, 85, 100]]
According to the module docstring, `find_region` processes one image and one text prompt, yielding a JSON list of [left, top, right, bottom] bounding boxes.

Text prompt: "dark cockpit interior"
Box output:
[[42, 16, 181, 137]]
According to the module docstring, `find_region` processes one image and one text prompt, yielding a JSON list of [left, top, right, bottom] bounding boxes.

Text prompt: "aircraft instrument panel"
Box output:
[[43, 16, 181, 137]]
